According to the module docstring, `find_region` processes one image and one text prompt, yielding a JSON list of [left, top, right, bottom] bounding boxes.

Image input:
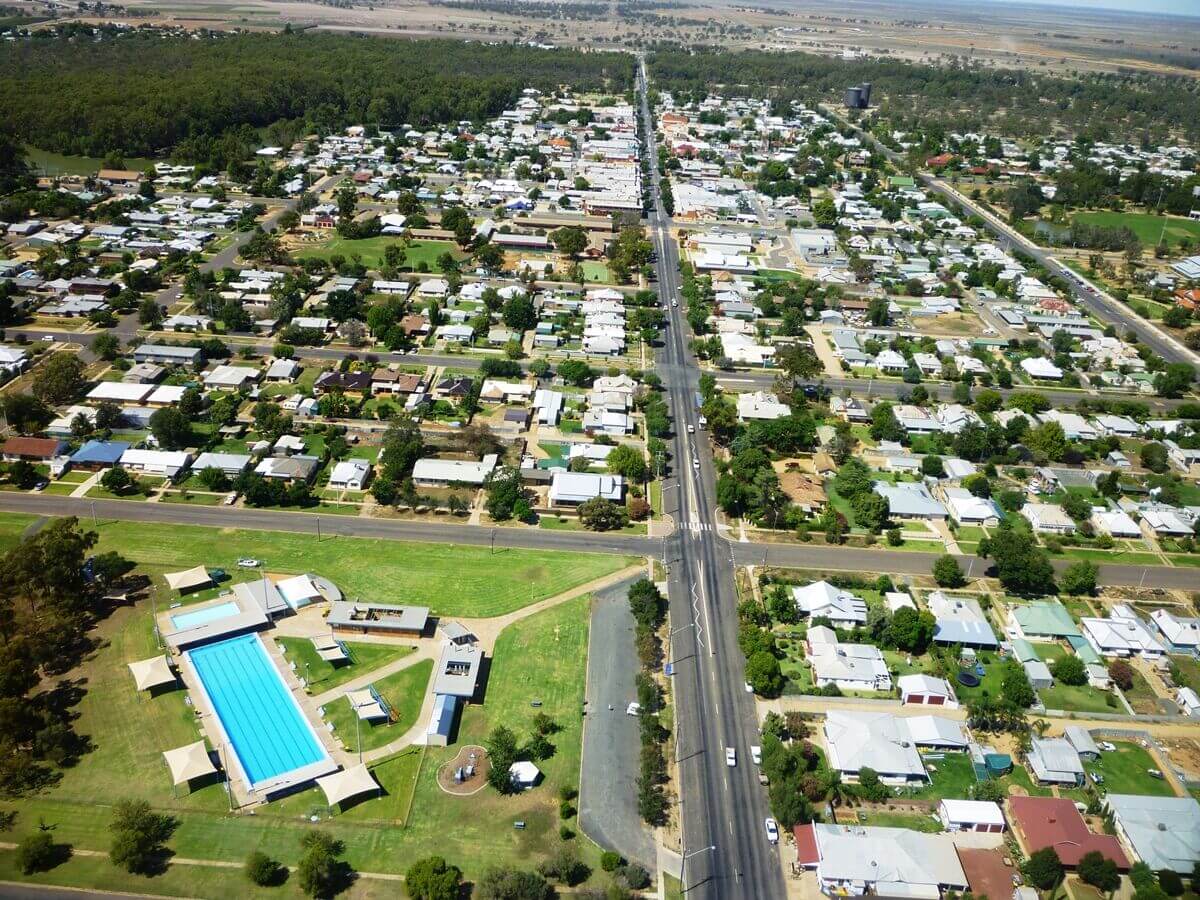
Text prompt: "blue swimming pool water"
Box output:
[[187, 634, 327, 786], [171, 600, 240, 630]]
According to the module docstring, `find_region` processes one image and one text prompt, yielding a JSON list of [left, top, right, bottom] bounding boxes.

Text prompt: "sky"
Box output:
[[989, 0, 1200, 18]]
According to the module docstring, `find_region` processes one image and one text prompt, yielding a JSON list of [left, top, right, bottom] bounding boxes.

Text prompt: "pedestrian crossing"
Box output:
[[682, 522, 713, 533]]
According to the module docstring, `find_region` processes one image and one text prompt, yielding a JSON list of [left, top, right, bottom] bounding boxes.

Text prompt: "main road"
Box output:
[[638, 58, 786, 898]]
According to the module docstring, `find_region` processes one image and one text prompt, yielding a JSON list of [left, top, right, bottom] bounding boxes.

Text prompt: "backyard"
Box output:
[[1084, 741, 1175, 797]]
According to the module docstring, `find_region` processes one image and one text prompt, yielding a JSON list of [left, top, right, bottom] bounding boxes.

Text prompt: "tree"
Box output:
[[16, 831, 63, 875], [100, 466, 135, 495], [485, 725, 521, 794], [245, 851, 283, 887], [1108, 659, 1135, 691], [502, 293, 536, 332], [1001, 660, 1036, 708], [1026, 421, 1069, 462], [833, 458, 872, 498], [1158, 869, 1185, 897], [1025, 848, 1064, 890], [551, 226, 587, 258], [1155, 363, 1195, 398], [886, 606, 937, 654], [978, 529, 1055, 594], [378, 414, 424, 481], [778, 343, 823, 380], [32, 354, 85, 405], [745, 651, 784, 697], [1059, 560, 1098, 596], [921, 454, 946, 478], [557, 359, 594, 387], [297, 830, 347, 899], [1078, 851, 1120, 893], [92, 332, 121, 360], [933, 554, 965, 587], [1140, 442, 1169, 474], [475, 867, 554, 900], [149, 407, 192, 451], [108, 799, 175, 874], [851, 491, 889, 532], [405, 855, 463, 900], [485, 467, 527, 521], [605, 444, 647, 482], [578, 497, 629, 532], [1051, 654, 1087, 686], [628, 578, 666, 629]]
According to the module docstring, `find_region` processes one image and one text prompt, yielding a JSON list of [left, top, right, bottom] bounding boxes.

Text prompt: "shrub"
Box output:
[[245, 851, 282, 887], [600, 851, 623, 872], [618, 863, 651, 890], [16, 831, 63, 875]]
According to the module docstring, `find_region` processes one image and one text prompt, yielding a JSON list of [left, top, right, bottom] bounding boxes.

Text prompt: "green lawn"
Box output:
[[854, 809, 943, 833], [69, 519, 634, 617], [1123, 669, 1165, 715], [1085, 741, 1175, 797], [275, 636, 415, 694], [1038, 682, 1116, 714], [324, 660, 433, 753], [1071, 210, 1200, 247], [905, 752, 977, 800], [297, 236, 464, 271], [0, 590, 600, 890], [943, 650, 1007, 702]]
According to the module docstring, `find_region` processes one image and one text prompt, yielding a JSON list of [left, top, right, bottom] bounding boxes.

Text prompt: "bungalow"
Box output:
[[1026, 737, 1085, 786], [255, 455, 320, 482], [1021, 502, 1075, 535], [1009, 797, 1128, 869], [1, 436, 66, 462], [1178, 688, 1200, 717], [1081, 606, 1166, 659], [190, 452, 251, 478], [548, 470, 624, 506], [1091, 508, 1141, 538], [942, 487, 1001, 525], [120, 448, 192, 480], [791, 581, 867, 627], [736, 391, 790, 422], [412, 454, 498, 487], [313, 371, 372, 396], [1009, 600, 1082, 641], [328, 459, 371, 491], [874, 481, 947, 519], [204, 365, 261, 390], [134, 344, 202, 367], [927, 592, 999, 648], [1104, 794, 1200, 874], [69, 440, 130, 471], [824, 710, 965, 783], [1021, 357, 1064, 380], [794, 823, 968, 899], [806, 627, 892, 692], [1150, 609, 1200, 654]]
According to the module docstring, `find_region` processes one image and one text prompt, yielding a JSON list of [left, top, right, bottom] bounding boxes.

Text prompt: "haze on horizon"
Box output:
[[986, 0, 1199, 18]]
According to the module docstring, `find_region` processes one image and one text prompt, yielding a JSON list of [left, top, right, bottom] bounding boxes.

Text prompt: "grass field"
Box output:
[[0, 587, 598, 891], [69, 518, 634, 617], [297, 236, 464, 271], [853, 809, 942, 832], [324, 660, 433, 753], [1084, 741, 1175, 797], [274, 637, 415, 694], [1071, 210, 1200, 247]]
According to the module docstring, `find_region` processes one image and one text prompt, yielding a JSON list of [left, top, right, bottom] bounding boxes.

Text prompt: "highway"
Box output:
[[820, 104, 1199, 369], [638, 59, 786, 899]]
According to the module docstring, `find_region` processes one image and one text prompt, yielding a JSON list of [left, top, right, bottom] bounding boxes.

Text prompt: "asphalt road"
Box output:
[[579, 574, 658, 871], [820, 104, 1199, 369], [639, 59, 785, 899]]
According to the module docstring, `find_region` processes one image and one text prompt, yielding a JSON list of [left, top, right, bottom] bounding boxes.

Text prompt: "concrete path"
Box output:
[[579, 573, 658, 870], [70, 471, 101, 499]]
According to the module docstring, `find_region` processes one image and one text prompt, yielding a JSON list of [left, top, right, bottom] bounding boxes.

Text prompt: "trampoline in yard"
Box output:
[[957, 670, 981, 687]]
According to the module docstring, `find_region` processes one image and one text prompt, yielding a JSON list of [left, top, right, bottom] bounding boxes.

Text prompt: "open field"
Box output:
[[296, 236, 464, 271], [1071, 210, 1200, 247], [58, 518, 635, 617]]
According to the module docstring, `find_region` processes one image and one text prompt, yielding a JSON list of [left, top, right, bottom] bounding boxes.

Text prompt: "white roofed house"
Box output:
[[823, 710, 966, 784], [806, 628, 892, 692], [1081, 606, 1166, 660], [1150, 609, 1200, 654], [939, 799, 1006, 833], [941, 487, 1002, 526], [548, 470, 623, 506], [1104, 794, 1200, 875], [791, 581, 867, 627], [736, 391, 791, 422], [898, 674, 958, 708], [927, 592, 999, 648], [1021, 502, 1076, 534], [328, 459, 371, 491], [120, 448, 192, 480], [1022, 357, 1064, 380], [411, 454, 498, 488]]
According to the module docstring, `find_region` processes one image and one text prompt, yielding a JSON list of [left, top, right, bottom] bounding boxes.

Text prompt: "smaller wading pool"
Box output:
[[171, 600, 240, 630]]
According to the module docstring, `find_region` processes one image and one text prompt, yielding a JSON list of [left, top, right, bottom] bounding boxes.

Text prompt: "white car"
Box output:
[[223, 492, 238, 506], [626, 702, 641, 716], [751, 745, 762, 765], [237, 558, 260, 568], [692, 457, 700, 469], [725, 747, 736, 767], [672, 299, 679, 307], [744, 681, 753, 693], [765, 818, 779, 844], [1098, 741, 1117, 752], [687, 424, 695, 434]]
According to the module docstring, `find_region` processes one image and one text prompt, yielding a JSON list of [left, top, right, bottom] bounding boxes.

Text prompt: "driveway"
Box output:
[[579, 573, 657, 870]]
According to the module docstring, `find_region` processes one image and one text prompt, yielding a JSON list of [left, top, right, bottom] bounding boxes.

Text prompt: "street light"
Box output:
[[680, 844, 716, 894]]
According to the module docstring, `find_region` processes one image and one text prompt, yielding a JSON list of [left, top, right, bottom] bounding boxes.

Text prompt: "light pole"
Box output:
[[680, 844, 715, 894]]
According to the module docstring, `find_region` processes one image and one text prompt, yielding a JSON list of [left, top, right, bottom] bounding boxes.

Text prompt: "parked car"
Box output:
[[223, 492, 238, 506], [725, 747, 736, 767], [764, 818, 779, 844], [1098, 741, 1117, 752], [1089, 771, 1104, 785], [1148, 768, 1164, 779], [626, 702, 641, 716], [751, 745, 762, 765], [237, 558, 261, 568]]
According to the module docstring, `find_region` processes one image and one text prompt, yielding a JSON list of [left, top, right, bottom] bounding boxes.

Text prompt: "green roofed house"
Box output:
[[1009, 600, 1082, 642]]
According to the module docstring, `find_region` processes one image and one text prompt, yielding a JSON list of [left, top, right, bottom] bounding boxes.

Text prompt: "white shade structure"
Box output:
[[128, 655, 176, 692], [163, 741, 217, 786], [346, 689, 388, 721], [509, 760, 541, 789], [316, 764, 379, 808], [163, 565, 212, 592]]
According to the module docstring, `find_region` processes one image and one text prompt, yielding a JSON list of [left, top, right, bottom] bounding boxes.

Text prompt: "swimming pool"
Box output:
[[186, 634, 329, 788], [171, 600, 240, 630]]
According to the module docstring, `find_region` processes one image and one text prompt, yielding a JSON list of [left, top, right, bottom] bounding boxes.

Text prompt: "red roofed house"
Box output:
[[1, 436, 67, 462], [1175, 289, 1200, 311], [925, 153, 956, 169], [793, 823, 820, 867], [1007, 796, 1129, 869]]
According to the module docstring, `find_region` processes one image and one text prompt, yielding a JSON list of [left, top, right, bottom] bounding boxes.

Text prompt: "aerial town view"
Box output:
[[0, 0, 1199, 898]]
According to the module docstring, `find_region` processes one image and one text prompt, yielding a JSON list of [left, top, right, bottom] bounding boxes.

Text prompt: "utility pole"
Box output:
[[680, 844, 716, 895]]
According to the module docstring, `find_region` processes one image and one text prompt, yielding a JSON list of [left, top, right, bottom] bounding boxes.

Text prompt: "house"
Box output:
[[927, 592, 999, 648], [1009, 797, 1129, 868], [823, 710, 965, 783], [134, 344, 202, 367], [548, 470, 624, 505], [778, 470, 827, 513], [255, 456, 320, 482], [313, 371, 372, 396], [873, 481, 947, 519], [1026, 737, 1085, 786], [328, 459, 371, 491], [1091, 508, 1141, 538], [1021, 502, 1075, 535], [1064, 727, 1101, 761], [898, 674, 958, 708], [265, 359, 299, 382], [938, 799, 1006, 833], [69, 440, 130, 471], [120, 448, 192, 479], [411, 454, 498, 487], [794, 823, 968, 898], [204, 365, 261, 390], [791, 581, 867, 627], [1150, 609, 1200, 653], [1011, 639, 1053, 688], [942, 487, 1002, 526], [1105, 794, 1200, 874], [1009, 600, 1082, 641], [1081, 606, 1166, 659], [1021, 357, 1064, 380], [736, 391, 791, 421], [806, 628, 892, 692], [1, 437, 66, 462], [190, 452, 251, 478]]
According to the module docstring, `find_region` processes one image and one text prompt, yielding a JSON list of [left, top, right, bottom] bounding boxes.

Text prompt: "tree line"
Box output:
[[0, 30, 635, 160]]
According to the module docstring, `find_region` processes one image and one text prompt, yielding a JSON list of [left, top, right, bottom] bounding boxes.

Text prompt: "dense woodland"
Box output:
[[646, 49, 1200, 144], [0, 30, 635, 160]]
